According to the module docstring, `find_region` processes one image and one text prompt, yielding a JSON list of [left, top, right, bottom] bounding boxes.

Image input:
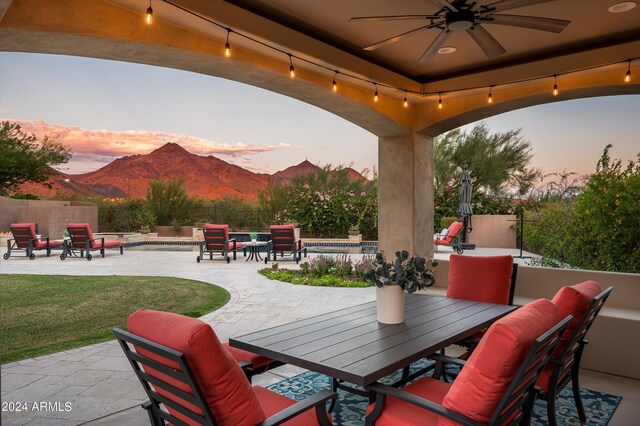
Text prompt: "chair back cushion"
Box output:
[[203, 224, 229, 251], [10, 223, 37, 248], [446, 255, 514, 305], [67, 223, 95, 249], [441, 299, 559, 425], [270, 224, 295, 252], [128, 309, 265, 426], [550, 281, 601, 358]]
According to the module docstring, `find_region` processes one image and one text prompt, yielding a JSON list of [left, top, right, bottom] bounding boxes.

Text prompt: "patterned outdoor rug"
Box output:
[[267, 359, 621, 425]]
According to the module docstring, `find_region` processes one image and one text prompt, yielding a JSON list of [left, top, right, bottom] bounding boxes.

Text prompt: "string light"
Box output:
[[151, 2, 640, 110], [224, 29, 231, 58], [288, 54, 295, 78], [145, 0, 153, 25], [332, 72, 338, 92]]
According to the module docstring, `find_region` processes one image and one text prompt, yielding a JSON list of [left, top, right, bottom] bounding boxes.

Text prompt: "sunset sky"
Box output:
[[1, 52, 638, 178]]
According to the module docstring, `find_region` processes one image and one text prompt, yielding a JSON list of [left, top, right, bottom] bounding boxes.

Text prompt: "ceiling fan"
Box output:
[[350, 0, 571, 62]]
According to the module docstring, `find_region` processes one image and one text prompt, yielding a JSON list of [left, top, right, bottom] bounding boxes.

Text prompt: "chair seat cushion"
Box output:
[[34, 240, 64, 249], [254, 386, 329, 426], [442, 299, 559, 424], [128, 310, 266, 426], [223, 343, 273, 369], [365, 377, 451, 425], [93, 240, 121, 249]]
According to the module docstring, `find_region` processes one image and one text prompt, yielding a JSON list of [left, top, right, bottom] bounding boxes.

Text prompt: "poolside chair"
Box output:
[[365, 299, 571, 426], [536, 282, 613, 426], [197, 224, 244, 263], [266, 224, 306, 264], [3, 223, 64, 260], [434, 221, 464, 254], [62, 223, 123, 261], [114, 309, 335, 426]]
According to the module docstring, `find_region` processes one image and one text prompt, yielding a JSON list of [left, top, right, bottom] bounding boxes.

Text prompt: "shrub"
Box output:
[[258, 268, 371, 288], [98, 199, 155, 232], [440, 216, 458, 230], [354, 255, 374, 279]]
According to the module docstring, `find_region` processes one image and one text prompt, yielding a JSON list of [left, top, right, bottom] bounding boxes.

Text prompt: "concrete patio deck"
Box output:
[[1, 247, 638, 425]]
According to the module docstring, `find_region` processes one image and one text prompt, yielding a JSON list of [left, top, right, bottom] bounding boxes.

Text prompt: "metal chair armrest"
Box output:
[[367, 383, 484, 426], [259, 390, 336, 426], [428, 353, 468, 368]]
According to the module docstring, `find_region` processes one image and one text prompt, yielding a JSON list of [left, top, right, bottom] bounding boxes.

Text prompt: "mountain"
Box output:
[[17, 143, 366, 201]]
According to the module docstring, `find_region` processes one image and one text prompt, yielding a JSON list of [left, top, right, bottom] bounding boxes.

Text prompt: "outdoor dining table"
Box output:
[[230, 294, 517, 389]]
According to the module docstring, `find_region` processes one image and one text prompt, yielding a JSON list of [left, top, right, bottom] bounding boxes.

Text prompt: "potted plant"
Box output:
[[249, 231, 258, 242], [364, 250, 437, 324]]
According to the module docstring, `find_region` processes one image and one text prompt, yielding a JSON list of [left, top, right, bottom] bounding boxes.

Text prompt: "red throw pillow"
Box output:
[[128, 309, 265, 426], [550, 281, 601, 357], [446, 255, 514, 305], [441, 299, 559, 425]]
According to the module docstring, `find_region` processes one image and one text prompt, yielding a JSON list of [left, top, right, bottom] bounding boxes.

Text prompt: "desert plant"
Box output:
[[333, 254, 353, 277], [354, 255, 375, 279], [364, 251, 437, 293]]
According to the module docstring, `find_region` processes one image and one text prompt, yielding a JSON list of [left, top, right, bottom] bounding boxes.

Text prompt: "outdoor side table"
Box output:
[[244, 241, 267, 262], [230, 294, 516, 388]]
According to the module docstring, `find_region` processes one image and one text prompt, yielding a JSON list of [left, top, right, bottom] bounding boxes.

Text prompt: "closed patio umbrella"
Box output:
[[457, 168, 473, 243]]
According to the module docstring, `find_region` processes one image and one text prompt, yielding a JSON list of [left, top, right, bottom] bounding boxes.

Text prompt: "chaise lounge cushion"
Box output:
[[67, 223, 121, 250], [446, 255, 514, 305], [441, 298, 559, 424], [434, 221, 463, 245], [128, 309, 266, 426], [10, 223, 63, 249]]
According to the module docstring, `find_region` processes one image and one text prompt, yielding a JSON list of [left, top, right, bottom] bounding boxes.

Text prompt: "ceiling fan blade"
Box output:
[[466, 25, 507, 58], [350, 15, 441, 22], [364, 24, 439, 51], [418, 29, 452, 62], [482, 0, 554, 14], [428, 0, 457, 11], [485, 14, 570, 33], [470, 0, 490, 12]]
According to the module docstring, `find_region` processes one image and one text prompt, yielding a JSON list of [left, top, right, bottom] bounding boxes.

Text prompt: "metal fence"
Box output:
[[190, 206, 275, 230]]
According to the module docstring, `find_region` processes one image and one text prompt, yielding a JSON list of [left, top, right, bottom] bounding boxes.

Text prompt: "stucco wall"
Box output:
[[427, 259, 640, 379], [466, 214, 517, 248]]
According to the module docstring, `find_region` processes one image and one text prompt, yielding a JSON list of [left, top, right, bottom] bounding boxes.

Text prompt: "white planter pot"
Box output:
[[376, 283, 405, 324]]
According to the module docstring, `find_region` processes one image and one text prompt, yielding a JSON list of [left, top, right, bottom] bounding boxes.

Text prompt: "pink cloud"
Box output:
[[5, 119, 290, 173]]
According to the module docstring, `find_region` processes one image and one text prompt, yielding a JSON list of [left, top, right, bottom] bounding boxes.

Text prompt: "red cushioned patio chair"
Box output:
[[536, 282, 612, 426], [365, 299, 571, 426], [434, 221, 464, 254], [114, 309, 335, 426], [4, 223, 64, 260], [197, 224, 244, 263], [62, 223, 123, 261], [266, 224, 306, 264]]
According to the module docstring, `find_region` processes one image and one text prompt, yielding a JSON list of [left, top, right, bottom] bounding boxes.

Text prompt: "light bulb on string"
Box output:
[[145, 0, 153, 25], [403, 91, 408, 108], [552, 75, 559, 96], [374, 84, 379, 102], [224, 29, 231, 57], [438, 93, 443, 109], [625, 60, 631, 83], [288, 55, 295, 78], [488, 86, 494, 103], [332, 72, 338, 92]]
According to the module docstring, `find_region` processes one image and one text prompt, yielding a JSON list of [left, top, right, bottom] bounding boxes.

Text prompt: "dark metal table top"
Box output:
[[230, 294, 517, 386]]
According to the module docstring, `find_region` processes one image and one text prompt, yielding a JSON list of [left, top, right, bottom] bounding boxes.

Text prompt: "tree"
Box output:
[[434, 123, 541, 197], [0, 121, 71, 195], [146, 177, 190, 225]]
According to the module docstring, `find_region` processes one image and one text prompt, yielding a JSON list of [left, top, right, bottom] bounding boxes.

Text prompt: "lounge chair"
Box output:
[[536, 282, 613, 426], [197, 224, 244, 263], [434, 221, 464, 254], [3, 223, 64, 260], [114, 309, 335, 426], [266, 224, 306, 264], [61, 223, 123, 261], [365, 299, 571, 426]]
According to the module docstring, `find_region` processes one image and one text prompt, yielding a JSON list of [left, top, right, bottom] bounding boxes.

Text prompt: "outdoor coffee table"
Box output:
[[230, 294, 516, 392], [244, 241, 267, 262]]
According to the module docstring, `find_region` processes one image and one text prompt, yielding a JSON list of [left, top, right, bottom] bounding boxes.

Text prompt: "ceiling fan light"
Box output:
[[608, 2, 637, 13], [438, 46, 457, 54]]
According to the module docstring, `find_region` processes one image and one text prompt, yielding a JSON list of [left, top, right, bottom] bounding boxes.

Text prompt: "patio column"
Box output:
[[378, 132, 434, 258]]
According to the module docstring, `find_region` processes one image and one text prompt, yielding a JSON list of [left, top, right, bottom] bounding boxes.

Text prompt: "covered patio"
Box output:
[[1, 0, 639, 424]]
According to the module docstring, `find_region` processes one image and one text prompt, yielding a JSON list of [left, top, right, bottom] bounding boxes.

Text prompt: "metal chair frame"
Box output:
[[61, 225, 123, 261], [197, 227, 244, 263], [266, 226, 307, 264], [3, 224, 60, 260]]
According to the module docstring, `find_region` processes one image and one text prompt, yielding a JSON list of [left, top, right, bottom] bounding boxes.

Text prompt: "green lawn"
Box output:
[[0, 274, 230, 364]]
